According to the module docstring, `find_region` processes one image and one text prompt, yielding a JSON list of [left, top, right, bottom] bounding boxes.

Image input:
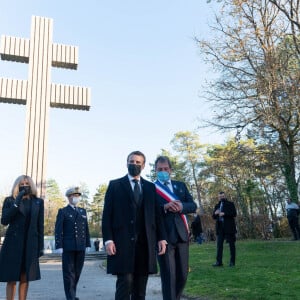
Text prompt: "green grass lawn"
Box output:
[[185, 239, 300, 300]]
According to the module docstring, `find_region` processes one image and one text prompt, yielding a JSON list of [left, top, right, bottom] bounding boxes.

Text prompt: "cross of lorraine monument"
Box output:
[[0, 16, 91, 198]]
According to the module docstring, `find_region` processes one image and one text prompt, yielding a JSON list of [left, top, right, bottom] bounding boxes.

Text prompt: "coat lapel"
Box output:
[[171, 181, 184, 198], [120, 175, 135, 205], [18, 200, 26, 215], [31, 197, 42, 220], [66, 205, 77, 220], [140, 177, 150, 209]]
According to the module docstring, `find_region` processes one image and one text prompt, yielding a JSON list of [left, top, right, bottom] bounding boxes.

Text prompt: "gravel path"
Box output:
[[0, 260, 164, 300]]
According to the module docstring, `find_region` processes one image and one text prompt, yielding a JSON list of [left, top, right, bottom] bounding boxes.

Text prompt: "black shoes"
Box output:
[[212, 262, 235, 267]]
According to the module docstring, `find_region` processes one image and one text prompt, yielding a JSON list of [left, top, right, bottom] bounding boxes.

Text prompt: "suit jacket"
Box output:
[[156, 180, 197, 244], [55, 205, 91, 251], [212, 199, 237, 235], [102, 175, 166, 275], [0, 196, 44, 282]]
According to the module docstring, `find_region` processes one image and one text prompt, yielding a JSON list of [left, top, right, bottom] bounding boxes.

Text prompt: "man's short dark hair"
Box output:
[[154, 156, 172, 169], [127, 150, 146, 164]]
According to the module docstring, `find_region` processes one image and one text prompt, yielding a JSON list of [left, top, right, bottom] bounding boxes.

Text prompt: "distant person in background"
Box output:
[[94, 238, 100, 251], [212, 191, 237, 267], [191, 212, 203, 244], [286, 198, 300, 241], [0, 175, 44, 300], [55, 186, 91, 300]]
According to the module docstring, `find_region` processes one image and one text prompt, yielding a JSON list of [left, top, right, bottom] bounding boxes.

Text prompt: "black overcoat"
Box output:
[[0, 196, 44, 282], [102, 175, 166, 275], [212, 199, 237, 236]]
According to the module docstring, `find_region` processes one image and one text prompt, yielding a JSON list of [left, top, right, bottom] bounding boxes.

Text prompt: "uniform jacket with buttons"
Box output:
[[102, 175, 166, 275], [55, 205, 91, 251]]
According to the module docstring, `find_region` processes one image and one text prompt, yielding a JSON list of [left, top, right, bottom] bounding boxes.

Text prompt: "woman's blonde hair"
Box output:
[[11, 175, 37, 198]]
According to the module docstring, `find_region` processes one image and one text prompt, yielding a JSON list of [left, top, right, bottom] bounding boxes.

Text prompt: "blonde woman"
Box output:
[[0, 175, 44, 300]]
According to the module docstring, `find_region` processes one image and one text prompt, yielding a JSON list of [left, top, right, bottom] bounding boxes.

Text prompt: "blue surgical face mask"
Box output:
[[157, 171, 170, 183]]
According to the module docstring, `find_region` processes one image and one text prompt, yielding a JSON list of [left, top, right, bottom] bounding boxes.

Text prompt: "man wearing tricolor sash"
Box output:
[[154, 156, 197, 300]]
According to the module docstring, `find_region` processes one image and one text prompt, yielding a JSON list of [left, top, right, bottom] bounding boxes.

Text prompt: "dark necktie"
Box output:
[[164, 181, 171, 192], [133, 179, 141, 205], [219, 201, 224, 222]]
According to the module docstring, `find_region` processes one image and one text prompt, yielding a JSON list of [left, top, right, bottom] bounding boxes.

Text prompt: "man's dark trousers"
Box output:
[[62, 250, 85, 300], [115, 238, 149, 300], [158, 242, 189, 300], [216, 225, 235, 265], [115, 212, 149, 300], [288, 216, 300, 239], [115, 273, 148, 300]]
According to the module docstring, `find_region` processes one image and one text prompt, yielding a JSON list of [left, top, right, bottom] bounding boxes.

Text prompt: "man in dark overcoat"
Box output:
[[55, 186, 91, 300], [102, 150, 167, 300], [212, 191, 237, 267], [191, 213, 203, 243], [285, 198, 300, 240]]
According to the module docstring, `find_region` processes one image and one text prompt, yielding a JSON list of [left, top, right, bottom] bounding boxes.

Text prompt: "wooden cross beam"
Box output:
[[0, 16, 91, 198]]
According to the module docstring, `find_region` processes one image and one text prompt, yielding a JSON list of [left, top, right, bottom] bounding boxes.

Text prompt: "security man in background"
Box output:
[[55, 187, 91, 300], [286, 198, 300, 240], [212, 191, 237, 267]]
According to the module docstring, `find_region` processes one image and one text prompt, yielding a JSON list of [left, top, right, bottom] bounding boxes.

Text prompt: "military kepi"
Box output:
[[65, 186, 81, 197]]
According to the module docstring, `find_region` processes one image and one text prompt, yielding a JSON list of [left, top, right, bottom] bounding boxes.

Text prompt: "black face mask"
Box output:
[[128, 164, 142, 177], [19, 186, 31, 195]]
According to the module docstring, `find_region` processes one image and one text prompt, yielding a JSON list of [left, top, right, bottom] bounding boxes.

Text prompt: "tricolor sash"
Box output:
[[155, 180, 189, 233]]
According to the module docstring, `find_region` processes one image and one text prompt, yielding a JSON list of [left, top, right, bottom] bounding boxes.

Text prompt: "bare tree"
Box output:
[[198, 0, 300, 202], [45, 179, 65, 235], [171, 131, 205, 210], [89, 184, 107, 237]]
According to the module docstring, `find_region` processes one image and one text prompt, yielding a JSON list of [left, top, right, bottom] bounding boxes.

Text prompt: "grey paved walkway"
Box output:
[[0, 260, 164, 300]]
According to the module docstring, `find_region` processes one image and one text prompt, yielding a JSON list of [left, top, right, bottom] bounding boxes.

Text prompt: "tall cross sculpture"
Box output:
[[0, 16, 91, 198]]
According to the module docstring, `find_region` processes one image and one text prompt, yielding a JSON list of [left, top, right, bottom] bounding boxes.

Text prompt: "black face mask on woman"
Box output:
[[19, 185, 31, 195], [128, 164, 142, 177]]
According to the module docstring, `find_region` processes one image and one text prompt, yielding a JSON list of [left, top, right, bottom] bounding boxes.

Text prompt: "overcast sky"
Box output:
[[0, 0, 222, 197]]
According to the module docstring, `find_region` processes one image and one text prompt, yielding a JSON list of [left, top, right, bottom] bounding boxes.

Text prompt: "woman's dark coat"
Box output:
[[0, 196, 44, 282]]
